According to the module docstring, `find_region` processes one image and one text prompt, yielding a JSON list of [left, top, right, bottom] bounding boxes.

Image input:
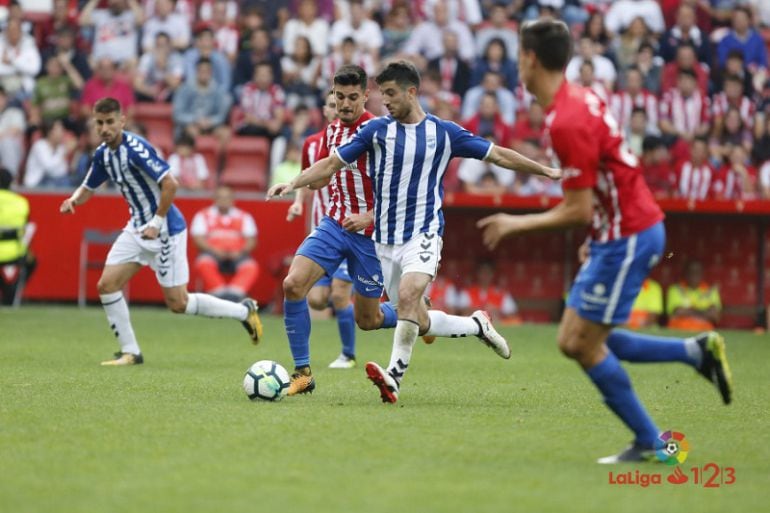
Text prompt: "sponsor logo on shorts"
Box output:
[[357, 275, 382, 287], [580, 283, 609, 307]]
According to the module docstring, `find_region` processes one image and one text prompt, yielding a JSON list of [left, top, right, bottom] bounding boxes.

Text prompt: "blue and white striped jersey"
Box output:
[[336, 114, 492, 245], [83, 131, 186, 235]]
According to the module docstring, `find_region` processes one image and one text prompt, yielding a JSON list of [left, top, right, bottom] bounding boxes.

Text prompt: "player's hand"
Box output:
[[578, 240, 590, 264], [141, 226, 160, 240], [476, 213, 526, 250], [286, 202, 303, 221], [59, 198, 76, 214], [267, 182, 294, 199], [543, 166, 562, 180], [342, 212, 373, 232]]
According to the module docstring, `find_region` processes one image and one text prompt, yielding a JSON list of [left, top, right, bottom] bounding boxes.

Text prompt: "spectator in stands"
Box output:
[[667, 260, 721, 331], [659, 3, 711, 63], [280, 36, 321, 110], [38, 0, 81, 54], [565, 36, 617, 91], [626, 278, 664, 329], [717, 6, 768, 72], [0, 18, 42, 102], [329, 0, 383, 59], [760, 159, 770, 199], [423, 30, 470, 98], [0, 1, 32, 35], [40, 27, 91, 87], [458, 131, 515, 195], [141, 0, 190, 53], [172, 57, 232, 146], [0, 167, 35, 305], [475, 1, 518, 58], [236, 6, 265, 51], [183, 27, 232, 94], [661, 42, 709, 95], [134, 32, 184, 103], [381, 2, 413, 58], [612, 17, 651, 71], [674, 136, 714, 201], [583, 10, 615, 63], [0, 86, 25, 177], [233, 28, 282, 95], [402, 0, 476, 65], [191, 185, 259, 301], [269, 142, 301, 189], [712, 75, 755, 139], [464, 91, 513, 144], [626, 107, 649, 157], [605, 0, 665, 35], [753, 114, 770, 193], [425, 272, 460, 316], [198, 0, 238, 22], [511, 141, 562, 197], [208, 0, 239, 63], [29, 54, 83, 132], [70, 120, 100, 185], [711, 145, 758, 200], [168, 132, 212, 191], [282, 0, 329, 57], [511, 101, 546, 153], [715, 50, 755, 95], [659, 68, 711, 144], [612, 66, 659, 135], [577, 60, 609, 102], [470, 37, 518, 92], [457, 261, 519, 323], [80, 58, 135, 122], [319, 37, 375, 92], [461, 71, 516, 124], [236, 61, 286, 139], [631, 41, 662, 94], [79, 0, 143, 70], [23, 120, 76, 188], [423, 0, 483, 26], [641, 136, 674, 198], [710, 106, 753, 163]]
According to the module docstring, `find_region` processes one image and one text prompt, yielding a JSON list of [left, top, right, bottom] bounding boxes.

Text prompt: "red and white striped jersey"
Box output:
[[659, 89, 711, 138], [546, 81, 664, 242], [610, 90, 659, 133], [301, 128, 331, 228], [318, 111, 376, 236], [675, 161, 714, 200], [710, 164, 757, 200], [711, 93, 755, 128], [239, 83, 285, 121]]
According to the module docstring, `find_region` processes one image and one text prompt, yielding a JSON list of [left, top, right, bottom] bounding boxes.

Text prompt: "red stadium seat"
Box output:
[[135, 102, 174, 142], [195, 135, 221, 177], [220, 136, 270, 191]]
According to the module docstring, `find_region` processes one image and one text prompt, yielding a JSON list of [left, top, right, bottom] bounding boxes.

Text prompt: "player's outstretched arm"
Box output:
[[484, 145, 562, 180], [59, 186, 94, 214], [477, 189, 593, 250], [286, 187, 305, 221], [267, 154, 345, 199]]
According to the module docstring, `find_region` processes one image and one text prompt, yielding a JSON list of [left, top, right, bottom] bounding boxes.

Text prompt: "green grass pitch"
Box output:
[[1, 306, 769, 513]]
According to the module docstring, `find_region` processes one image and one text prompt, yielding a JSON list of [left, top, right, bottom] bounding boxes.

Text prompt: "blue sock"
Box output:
[[587, 352, 659, 447], [379, 302, 397, 329], [607, 329, 697, 366], [335, 305, 356, 359], [284, 299, 311, 368]]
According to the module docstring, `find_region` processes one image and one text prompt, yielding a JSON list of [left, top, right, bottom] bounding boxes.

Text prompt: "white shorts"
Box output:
[[105, 229, 189, 288], [375, 232, 442, 308]]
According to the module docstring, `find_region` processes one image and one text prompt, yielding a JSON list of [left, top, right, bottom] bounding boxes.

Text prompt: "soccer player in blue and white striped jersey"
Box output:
[[270, 61, 561, 403], [60, 98, 263, 365]]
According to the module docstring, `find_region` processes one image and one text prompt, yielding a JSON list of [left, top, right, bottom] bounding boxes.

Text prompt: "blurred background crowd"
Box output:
[[2, 0, 770, 201]]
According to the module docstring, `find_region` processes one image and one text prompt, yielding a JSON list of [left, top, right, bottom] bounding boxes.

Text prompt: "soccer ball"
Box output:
[[243, 360, 291, 401]]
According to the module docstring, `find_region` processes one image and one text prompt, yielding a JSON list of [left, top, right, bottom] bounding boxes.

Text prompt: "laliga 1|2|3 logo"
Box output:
[[608, 431, 736, 488]]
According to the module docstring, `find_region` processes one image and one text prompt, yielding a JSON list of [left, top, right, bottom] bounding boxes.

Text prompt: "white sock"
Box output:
[[684, 337, 703, 367], [185, 293, 249, 320], [100, 292, 141, 355], [425, 310, 480, 338], [387, 320, 419, 384]]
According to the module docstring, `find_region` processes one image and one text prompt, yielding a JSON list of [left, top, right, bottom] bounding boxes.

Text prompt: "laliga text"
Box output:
[[608, 463, 736, 488]]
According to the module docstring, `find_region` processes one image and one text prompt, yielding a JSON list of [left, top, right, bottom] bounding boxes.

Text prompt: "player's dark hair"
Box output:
[[0, 167, 12, 189], [375, 60, 421, 90], [333, 64, 368, 90], [93, 97, 122, 114], [520, 18, 572, 71]]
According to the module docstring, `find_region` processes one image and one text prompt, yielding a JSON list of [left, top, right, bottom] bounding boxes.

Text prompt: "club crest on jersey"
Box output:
[[426, 137, 436, 149]]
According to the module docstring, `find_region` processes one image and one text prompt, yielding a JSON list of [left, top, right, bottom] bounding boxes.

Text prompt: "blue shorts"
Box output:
[[314, 259, 352, 288], [567, 222, 665, 325], [297, 216, 383, 298]]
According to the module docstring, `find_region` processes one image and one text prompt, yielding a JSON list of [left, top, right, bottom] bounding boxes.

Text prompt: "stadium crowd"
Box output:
[[3, 0, 770, 200]]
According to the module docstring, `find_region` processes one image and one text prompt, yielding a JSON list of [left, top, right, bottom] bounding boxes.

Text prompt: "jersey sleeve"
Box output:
[[190, 211, 207, 237], [335, 120, 376, 165], [301, 137, 313, 170], [128, 137, 171, 182], [549, 121, 599, 190], [83, 149, 109, 190], [242, 212, 258, 238], [445, 121, 493, 160]]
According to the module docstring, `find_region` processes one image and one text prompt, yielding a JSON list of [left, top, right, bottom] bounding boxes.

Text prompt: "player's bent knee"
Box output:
[[355, 312, 380, 331], [96, 278, 119, 295], [558, 334, 588, 361], [282, 274, 308, 300], [329, 292, 350, 310], [167, 297, 188, 314]]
